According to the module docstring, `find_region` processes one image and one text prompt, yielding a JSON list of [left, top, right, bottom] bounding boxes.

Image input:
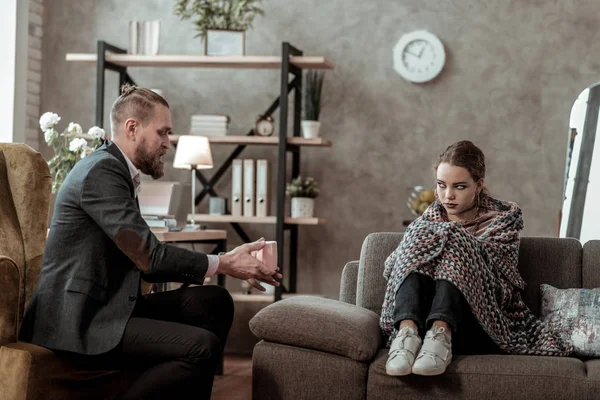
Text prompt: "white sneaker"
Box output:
[[386, 326, 422, 376], [412, 325, 452, 376]]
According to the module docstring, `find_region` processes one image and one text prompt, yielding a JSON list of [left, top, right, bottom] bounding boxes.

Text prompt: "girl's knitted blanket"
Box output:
[[380, 195, 572, 356]]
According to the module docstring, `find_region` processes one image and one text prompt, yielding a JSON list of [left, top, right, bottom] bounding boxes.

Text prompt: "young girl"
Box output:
[[380, 141, 571, 377]]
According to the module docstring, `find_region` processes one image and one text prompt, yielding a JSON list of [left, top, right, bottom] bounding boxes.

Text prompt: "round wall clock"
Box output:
[[393, 30, 446, 83]]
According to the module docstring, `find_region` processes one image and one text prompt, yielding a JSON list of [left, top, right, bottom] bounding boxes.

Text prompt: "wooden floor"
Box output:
[[212, 355, 253, 400]]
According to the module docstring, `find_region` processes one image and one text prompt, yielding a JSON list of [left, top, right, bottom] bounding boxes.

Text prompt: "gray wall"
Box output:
[[41, 0, 597, 298]]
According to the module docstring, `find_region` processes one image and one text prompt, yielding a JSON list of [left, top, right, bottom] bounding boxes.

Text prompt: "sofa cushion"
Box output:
[[249, 296, 382, 362], [540, 284, 600, 357], [517, 237, 582, 316], [368, 349, 586, 400]]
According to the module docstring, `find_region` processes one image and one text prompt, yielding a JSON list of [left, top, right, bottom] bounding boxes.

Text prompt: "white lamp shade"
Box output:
[[173, 135, 214, 170]]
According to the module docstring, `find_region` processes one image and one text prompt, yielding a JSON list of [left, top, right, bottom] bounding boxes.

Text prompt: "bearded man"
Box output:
[[20, 84, 281, 399]]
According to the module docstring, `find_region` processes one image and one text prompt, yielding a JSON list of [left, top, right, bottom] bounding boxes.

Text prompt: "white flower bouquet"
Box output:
[[41, 112, 106, 193]]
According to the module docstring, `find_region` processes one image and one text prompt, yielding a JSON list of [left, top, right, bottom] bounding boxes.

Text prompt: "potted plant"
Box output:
[[40, 112, 105, 193], [286, 176, 319, 218], [173, 0, 265, 56], [302, 70, 325, 139]]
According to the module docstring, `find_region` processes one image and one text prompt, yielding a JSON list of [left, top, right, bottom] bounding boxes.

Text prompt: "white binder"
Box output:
[[231, 159, 243, 216], [243, 159, 256, 217], [256, 159, 270, 217]]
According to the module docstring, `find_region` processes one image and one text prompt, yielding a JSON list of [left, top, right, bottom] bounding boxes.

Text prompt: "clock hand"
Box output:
[[418, 46, 425, 58], [405, 50, 420, 58]]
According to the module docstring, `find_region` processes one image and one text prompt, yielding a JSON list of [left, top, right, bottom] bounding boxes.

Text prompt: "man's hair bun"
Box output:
[[120, 83, 137, 96]]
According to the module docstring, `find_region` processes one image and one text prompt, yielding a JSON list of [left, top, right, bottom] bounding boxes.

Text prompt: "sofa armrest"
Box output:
[[339, 261, 359, 304], [0, 256, 21, 346], [357, 232, 403, 313], [249, 296, 382, 362], [583, 240, 600, 288]]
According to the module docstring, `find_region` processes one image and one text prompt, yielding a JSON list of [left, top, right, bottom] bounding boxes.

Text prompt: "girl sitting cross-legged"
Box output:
[[381, 140, 572, 377]]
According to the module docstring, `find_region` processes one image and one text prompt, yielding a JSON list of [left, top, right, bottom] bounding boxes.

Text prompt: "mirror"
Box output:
[[560, 84, 600, 243]]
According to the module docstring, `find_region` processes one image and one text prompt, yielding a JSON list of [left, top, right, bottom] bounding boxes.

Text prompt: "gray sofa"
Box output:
[[249, 233, 600, 400]]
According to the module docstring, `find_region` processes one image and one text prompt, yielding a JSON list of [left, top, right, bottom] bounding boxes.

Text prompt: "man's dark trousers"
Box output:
[[116, 285, 234, 399]]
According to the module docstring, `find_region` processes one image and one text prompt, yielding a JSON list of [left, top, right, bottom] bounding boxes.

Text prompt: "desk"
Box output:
[[152, 229, 228, 289], [152, 229, 227, 243]]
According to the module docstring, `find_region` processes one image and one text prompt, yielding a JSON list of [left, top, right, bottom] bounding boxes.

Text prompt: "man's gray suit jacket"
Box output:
[[19, 140, 210, 355]]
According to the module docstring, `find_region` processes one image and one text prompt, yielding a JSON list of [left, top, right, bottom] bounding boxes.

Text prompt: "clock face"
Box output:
[[402, 40, 438, 73], [256, 119, 274, 136], [393, 30, 446, 83]]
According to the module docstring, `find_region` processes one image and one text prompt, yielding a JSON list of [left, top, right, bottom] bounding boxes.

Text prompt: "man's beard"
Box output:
[[134, 143, 164, 180]]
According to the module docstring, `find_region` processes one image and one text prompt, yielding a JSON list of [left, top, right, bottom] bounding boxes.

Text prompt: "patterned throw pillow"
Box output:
[[540, 284, 600, 358]]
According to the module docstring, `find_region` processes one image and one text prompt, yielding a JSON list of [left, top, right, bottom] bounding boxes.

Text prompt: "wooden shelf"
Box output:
[[65, 54, 335, 70], [231, 292, 325, 302], [169, 134, 331, 147], [188, 214, 326, 225]]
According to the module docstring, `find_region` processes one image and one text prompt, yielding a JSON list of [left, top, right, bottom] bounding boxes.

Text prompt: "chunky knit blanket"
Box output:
[[380, 195, 572, 356]]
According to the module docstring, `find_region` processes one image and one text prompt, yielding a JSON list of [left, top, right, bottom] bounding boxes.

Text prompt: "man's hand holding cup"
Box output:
[[217, 238, 282, 292]]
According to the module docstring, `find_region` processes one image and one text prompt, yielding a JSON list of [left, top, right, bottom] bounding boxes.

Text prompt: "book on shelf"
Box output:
[[190, 122, 228, 129], [243, 159, 255, 217], [256, 159, 270, 217], [231, 159, 243, 216], [190, 114, 230, 122], [189, 114, 230, 136]]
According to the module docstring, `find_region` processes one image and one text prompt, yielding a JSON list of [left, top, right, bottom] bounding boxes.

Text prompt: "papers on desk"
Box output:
[[143, 215, 177, 228], [138, 180, 190, 227]]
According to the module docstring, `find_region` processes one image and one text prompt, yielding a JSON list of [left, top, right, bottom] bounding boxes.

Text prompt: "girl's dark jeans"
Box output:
[[393, 272, 499, 355]]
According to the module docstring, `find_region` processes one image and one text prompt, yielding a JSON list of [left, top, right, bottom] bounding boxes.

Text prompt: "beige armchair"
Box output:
[[0, 143, 135, 400]]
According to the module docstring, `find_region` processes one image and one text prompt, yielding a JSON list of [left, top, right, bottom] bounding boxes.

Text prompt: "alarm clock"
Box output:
[[393, 30, 446, 83], [254, 115, 275, 137]]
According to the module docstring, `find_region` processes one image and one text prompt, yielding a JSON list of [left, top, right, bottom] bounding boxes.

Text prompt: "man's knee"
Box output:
[[187, 330, 222, 362], [183, 284, 233, 310], [204, 285, 234, 319]]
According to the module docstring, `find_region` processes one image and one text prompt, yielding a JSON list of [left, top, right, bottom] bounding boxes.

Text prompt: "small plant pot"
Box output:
[[301, 120, 321, 139], [291, 197, 315, 218], [205, 29, 245, 56]]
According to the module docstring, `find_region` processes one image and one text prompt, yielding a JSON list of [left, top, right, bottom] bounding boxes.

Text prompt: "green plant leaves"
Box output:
[[173, 0, 265, 40], [303, 70, 325, 121], [285, 175, 320, 198]]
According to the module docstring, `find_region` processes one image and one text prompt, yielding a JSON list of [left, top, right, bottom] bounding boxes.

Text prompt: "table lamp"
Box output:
[[173, 135, 214, 230]]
